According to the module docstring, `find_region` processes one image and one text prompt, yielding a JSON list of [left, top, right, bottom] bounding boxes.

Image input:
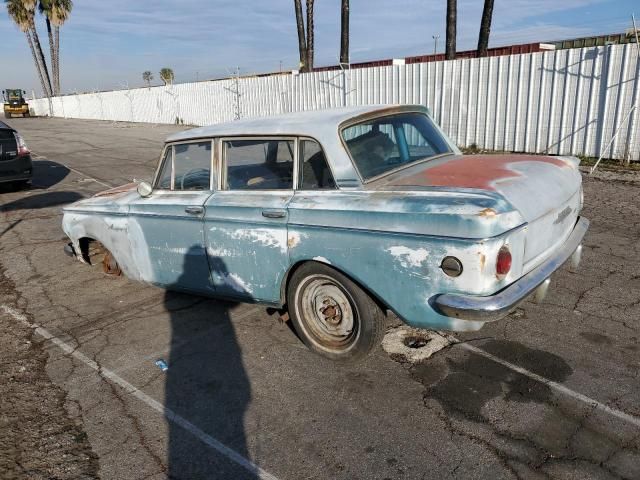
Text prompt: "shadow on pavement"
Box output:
[[166, 249, 257, 479], [31, 160, 70, 189], [0, 191, 83, 212]]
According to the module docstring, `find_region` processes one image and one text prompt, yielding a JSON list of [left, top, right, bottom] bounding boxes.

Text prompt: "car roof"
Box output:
[[165, 104, 428, 143]]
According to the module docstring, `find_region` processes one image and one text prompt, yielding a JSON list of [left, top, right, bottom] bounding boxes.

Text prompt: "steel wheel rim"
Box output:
[[294, 274, 360, 352]]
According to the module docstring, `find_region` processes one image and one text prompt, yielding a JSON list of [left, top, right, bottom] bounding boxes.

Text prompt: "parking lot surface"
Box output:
[[1, 117, 639, 480]]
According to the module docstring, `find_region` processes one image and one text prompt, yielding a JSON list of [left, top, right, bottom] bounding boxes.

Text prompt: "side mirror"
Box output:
[[137, 181, 153, 198]]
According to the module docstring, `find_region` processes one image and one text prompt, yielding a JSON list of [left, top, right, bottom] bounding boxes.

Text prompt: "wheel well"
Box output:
[[281, 260, 390, 315]]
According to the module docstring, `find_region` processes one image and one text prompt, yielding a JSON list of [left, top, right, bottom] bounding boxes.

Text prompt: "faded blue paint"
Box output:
[[62, 105, 585, 333]]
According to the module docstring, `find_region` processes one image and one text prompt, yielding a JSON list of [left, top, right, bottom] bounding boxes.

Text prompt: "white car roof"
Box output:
[[165, 104, 426, 143]]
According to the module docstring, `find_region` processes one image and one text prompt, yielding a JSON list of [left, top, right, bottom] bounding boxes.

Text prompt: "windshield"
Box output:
[[6, 90, 22, 100], [342, 112, 452, 181]]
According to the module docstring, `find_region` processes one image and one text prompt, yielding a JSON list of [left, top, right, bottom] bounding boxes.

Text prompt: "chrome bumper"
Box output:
[[432, 216, 589, 323]]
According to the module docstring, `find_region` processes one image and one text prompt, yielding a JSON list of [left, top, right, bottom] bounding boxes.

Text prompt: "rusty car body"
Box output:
[[62, 105, 588, 360]]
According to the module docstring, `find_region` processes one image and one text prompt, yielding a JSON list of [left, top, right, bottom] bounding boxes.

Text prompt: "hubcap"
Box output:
[[297, 276, 357, 349]]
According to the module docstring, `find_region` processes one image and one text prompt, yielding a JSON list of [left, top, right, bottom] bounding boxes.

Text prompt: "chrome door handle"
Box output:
[[185, 206, 204, 215], [261, 209, 286, 219]]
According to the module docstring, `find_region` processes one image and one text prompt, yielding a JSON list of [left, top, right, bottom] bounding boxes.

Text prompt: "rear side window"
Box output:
[[224, 139, 294, 190], [299, 139, 335, 190], [0, 130, 18, 160]]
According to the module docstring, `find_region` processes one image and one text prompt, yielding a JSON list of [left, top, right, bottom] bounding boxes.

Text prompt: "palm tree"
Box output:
[[39, 0, 73, 95], [142, 71, 153, 87], [160, 68, 174, 85], [445, 0, 456, 60], [293, 0, 307, 71], [5, 0, 51, 97], [305, 0, 314, 70], [477, 0, 494, 57], [340, 0, 349, 65]]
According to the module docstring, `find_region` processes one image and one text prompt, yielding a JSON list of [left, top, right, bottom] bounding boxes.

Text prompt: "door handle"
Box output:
[[261, 209, 286, 219], [185, 206, 204, 215]]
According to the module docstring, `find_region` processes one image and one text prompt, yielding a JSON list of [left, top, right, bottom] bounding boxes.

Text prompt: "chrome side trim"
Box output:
[[432, 216, 589, 322]]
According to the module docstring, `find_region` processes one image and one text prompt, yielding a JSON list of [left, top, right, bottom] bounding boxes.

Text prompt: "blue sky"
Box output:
[[0, 0, 633, 95]]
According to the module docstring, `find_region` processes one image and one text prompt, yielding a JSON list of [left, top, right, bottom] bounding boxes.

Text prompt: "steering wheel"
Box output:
[[180, 168, 209, 190]]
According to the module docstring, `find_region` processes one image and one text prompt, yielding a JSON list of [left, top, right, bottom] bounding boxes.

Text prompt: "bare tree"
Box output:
[[340, 0, 349, 64], [445, 0, 456, 60], [294, 0, 307, 71], [305, 0, 314, 71], [477, 0, 494, 57]]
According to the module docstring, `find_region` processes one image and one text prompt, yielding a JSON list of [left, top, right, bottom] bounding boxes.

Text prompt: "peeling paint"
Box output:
[[287, 232, 302, 249], [386, 246, 429, 268], [312, 256, 332, 264]]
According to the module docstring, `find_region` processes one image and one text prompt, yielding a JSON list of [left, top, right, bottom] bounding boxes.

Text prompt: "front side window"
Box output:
[[299, 139, 336, 190], [156, 147, 172, 189], [224, 139, 294, 190], [154, 142, 212, 190], [341, 112, 452, 181], [173, 142, 212, 191]]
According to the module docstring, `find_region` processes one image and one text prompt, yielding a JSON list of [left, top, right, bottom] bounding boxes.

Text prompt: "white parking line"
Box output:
[[449, 336, 640, 429], [1, 304, 280, 480]]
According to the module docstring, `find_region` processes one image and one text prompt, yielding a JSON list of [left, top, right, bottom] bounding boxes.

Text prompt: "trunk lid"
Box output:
[[382, 154, 583, 267]]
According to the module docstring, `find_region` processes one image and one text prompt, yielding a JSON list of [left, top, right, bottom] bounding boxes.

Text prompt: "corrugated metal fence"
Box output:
[[30, 44, 640, 160]]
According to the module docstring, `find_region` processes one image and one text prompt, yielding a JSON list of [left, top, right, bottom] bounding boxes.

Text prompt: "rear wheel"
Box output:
[[24, 111, 30, 118], [4, 112, 11, 119], [287, 262, 385, 362]]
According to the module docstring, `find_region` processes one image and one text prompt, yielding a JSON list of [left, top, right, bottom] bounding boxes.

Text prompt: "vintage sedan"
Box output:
[[62, 105, 588, 360]]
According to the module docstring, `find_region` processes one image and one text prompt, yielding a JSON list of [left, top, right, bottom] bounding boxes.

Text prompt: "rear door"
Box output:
[[203, 137, 296, 302]]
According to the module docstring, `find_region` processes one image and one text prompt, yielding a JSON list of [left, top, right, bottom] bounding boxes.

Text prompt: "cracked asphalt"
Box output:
[[0, 117, 638, 480]]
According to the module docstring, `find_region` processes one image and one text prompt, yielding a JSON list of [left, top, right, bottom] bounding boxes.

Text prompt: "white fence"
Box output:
[[31, 44, 640, 161]]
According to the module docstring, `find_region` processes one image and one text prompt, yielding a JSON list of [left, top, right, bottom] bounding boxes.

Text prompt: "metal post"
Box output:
[[432, 35, 440, 55]]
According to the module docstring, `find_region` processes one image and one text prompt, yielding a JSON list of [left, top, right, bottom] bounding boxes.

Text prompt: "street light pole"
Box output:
[[432, 35, 440, 55]]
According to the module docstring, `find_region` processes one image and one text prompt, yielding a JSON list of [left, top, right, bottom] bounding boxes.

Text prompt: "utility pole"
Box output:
[[432, 35, 440, 55], [224, 67, 242, 120]]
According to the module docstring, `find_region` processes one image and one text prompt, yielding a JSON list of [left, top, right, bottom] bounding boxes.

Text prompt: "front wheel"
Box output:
[[287, 262, 385, 362]]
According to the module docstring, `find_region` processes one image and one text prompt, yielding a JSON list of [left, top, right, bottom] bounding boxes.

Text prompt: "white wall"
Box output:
[[31, 44, 640, 161]]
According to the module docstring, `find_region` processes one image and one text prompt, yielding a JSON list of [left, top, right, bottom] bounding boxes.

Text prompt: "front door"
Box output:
[[129, 140, 214, 292], [204, 138, 295, 303]]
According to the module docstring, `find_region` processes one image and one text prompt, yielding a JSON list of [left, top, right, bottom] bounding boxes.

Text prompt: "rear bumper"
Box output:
[[0, 155, 32, 183], [432, 216, 589, 322]]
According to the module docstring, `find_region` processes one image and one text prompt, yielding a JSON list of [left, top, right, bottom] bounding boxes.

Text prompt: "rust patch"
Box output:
[[478, 252, 486, 271], [391, 154, 569, 191], [478, 207, 497, 217], [93, 182, 137, 197]]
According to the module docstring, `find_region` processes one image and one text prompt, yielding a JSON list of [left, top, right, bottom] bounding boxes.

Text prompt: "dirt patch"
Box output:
[[0, 267, 98, 479]]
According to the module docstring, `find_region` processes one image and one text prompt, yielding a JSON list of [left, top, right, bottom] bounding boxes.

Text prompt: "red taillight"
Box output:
[[496, 246, 512, 276], [14, 133, 30, 156]]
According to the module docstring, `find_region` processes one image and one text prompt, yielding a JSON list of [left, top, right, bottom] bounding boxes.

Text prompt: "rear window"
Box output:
[[341, 112, 452, 181], [0, 130, 17, 160]]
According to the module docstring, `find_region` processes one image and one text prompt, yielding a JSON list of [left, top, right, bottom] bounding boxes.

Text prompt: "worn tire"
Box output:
[[287, 262, 385, 362], [4, 113, 10, 119]]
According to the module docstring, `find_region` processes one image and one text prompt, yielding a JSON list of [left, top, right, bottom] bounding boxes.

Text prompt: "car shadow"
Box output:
[[0, 191, 83, 212], [31, 160, 70, 189], [165, 249, 258, 479]]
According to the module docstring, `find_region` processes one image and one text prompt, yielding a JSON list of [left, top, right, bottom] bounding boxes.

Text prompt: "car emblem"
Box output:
[[554, 206, 572, 224]]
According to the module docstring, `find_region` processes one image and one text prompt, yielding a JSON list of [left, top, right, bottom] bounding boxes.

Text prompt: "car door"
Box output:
[[203, 137, 296, 302], [128, 140, 214, 292]]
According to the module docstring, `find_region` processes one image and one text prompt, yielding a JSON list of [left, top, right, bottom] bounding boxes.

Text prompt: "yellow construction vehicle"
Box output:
[[2, 89, 30, 118]]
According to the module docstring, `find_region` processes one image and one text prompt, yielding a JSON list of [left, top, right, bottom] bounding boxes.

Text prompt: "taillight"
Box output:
[[14, 133, 30, 156], [496, 246, 512, 277]]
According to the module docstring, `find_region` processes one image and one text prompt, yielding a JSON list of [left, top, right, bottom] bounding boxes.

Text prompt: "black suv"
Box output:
[[0, 120, 32, 188]]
